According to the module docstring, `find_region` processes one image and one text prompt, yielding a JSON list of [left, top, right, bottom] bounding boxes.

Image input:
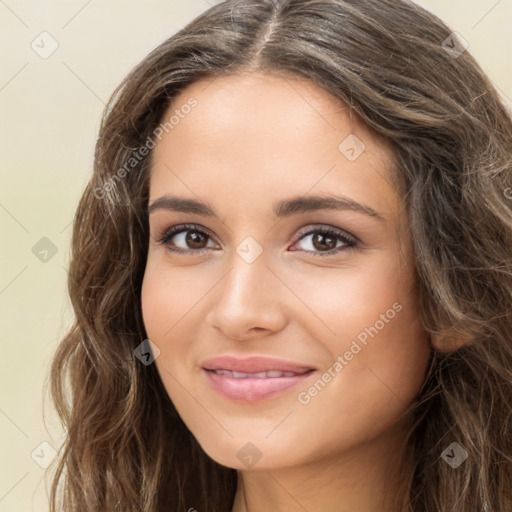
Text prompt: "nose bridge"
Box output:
[[208, 240, 286, 337], [223, 242, 274, 310]]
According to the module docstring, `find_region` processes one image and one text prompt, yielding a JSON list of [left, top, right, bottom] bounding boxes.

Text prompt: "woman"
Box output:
[[48, 0, 512, 510]]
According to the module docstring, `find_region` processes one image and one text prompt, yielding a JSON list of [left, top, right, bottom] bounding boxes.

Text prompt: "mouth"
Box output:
[[201, 356, 316, 403], [209, 369, 305, 378]]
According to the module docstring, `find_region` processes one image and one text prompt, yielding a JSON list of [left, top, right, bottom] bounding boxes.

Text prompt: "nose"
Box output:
[[205, 249, 288, 341]]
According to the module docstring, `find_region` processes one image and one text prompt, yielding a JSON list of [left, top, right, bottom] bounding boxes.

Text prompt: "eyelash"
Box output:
[[156, 223, 358, 258]]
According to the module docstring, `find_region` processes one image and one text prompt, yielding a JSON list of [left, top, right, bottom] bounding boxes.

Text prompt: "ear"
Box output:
[[430, 329, 473, 353]]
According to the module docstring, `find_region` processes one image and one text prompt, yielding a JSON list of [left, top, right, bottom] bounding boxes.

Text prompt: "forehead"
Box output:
[[149, 72, 397, 214], [155, 71, 381, 150]]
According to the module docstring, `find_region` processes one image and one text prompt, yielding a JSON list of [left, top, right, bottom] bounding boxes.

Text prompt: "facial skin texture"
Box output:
[[141, 72, 432, 512]]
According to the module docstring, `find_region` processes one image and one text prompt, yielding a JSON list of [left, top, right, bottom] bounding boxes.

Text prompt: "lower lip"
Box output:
[[203, 369, 315, 403]]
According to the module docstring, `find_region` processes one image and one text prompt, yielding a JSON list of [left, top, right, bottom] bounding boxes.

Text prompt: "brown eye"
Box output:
[[185, 230, 209, 249], [311, 232, 338, 251], [158, 224, 218, 254], [291, 226, 357, 257]]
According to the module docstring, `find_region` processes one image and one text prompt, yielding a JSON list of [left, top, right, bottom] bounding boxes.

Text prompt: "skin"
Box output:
[[141, 71, 433, 512]]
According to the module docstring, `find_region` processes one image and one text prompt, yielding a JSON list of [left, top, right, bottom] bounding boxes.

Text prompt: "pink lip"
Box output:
[[201, 356, 316, 403]]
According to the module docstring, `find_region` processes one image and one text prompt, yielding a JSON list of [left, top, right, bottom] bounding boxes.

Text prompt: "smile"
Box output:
[[201, 356, 316, 403]]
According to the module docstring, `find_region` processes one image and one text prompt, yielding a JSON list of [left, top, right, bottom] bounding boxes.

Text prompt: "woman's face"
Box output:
[[141, 72, 431, 471]]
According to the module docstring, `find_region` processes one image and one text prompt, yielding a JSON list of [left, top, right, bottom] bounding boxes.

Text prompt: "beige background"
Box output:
[[0, 1, 510, 510]]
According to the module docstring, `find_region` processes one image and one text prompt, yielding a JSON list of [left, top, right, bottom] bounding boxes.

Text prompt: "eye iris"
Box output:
[[313, 232, 337, 251], [186, 230, 207, 249]]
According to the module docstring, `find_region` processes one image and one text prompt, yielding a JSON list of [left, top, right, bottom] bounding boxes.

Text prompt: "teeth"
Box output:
[[214, 370, 298, 378]]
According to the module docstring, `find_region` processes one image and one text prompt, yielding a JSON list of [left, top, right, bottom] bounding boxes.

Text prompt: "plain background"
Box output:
[[1, 1, 511, 510]]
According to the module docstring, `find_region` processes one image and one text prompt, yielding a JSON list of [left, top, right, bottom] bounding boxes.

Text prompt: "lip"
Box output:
[[201, 356, 316, 403]]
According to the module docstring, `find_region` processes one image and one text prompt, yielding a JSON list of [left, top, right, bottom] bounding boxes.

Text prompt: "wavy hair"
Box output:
[[47, 0, 512, 510]]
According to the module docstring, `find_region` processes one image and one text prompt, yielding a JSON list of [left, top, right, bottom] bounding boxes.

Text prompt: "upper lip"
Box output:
[[201, 356, 315, 374]]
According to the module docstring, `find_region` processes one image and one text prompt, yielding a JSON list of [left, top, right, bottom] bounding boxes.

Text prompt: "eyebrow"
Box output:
[[148, 194, 385, 222]]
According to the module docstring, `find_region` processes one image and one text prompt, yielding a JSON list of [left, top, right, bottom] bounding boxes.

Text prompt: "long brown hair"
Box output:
[[47, 0, 512, 510]]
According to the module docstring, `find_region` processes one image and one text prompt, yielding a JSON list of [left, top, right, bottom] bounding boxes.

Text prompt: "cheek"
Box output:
[[141, 259, 210, 343], [282, 248, 418, 350], [140, 259, 212, 393], [298, 310, 430, 465], [289, 251, 430, 423], [140, 263, 195, 401], [140, 265, 204, 428]]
